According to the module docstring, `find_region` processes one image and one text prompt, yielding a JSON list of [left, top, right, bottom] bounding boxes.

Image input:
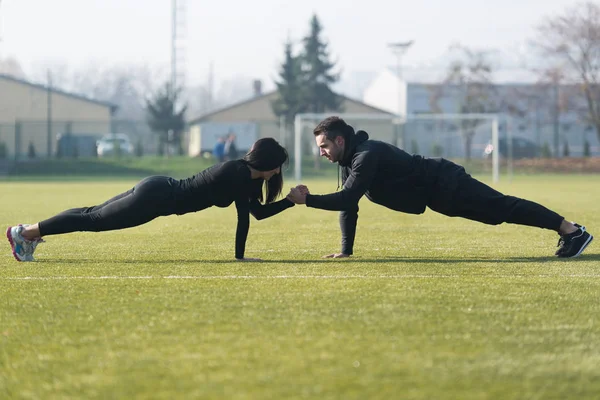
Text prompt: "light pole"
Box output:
[[388, 40, 414, 148], [0, 0, 4, 58]]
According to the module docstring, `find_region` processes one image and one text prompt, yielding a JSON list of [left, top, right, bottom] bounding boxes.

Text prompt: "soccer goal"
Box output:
[[293, 113, 503, 183]]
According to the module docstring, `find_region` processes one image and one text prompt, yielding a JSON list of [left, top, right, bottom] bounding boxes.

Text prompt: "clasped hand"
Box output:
[[286, 184, 309, 204]]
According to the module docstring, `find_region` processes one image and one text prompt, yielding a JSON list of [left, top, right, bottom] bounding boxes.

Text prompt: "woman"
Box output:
[[7, 138, 298, 262]]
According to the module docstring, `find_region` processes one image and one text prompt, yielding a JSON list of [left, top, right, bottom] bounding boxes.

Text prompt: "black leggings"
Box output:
[[38, 176, 179, 236], [429, 166, 564, 231]]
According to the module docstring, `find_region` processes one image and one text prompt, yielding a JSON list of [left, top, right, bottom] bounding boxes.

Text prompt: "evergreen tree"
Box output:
[[146, 83, 187, 156], [301, 14, 343, 113], [271, 38, 305, 148]]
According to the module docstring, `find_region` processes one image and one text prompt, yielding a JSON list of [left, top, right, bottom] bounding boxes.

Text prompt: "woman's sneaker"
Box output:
[[6, 225, 43, 262], [556, 224, 594, 258]]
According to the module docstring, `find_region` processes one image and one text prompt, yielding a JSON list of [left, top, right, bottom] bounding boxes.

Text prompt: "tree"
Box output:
[[534, 2, 600, 143], [300, 14, 343, 114], [300, 14, 343, 168], [271, 38, 305, 149], [498, 73, 574, 158], [431, 46, 497, 160], [72, 64, 163, 121], [0, 57, 26, 78], [145, 83, 187, 156], [32, 62, 164, 121]]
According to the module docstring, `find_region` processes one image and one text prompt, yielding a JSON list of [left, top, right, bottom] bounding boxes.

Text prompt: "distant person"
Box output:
[[7, 138, 295, 262], [286, 116, 593, 259], [213, 136, 226, 162], [224, 133, 238, 161]]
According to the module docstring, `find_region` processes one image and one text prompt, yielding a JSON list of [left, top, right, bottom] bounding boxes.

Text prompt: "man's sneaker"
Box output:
[[556, 224, 594, 258], [6, 225, 40, 262]]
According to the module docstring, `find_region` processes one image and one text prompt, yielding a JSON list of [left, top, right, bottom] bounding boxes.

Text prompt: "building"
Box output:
[[0, 73, 116, 159], [186, 90, 393, 157], [363, 68, 600, 158]]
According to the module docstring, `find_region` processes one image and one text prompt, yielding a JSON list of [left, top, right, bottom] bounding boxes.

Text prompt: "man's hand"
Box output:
[[236, 257, 262, 262], [322, 253, 350, 259], [295, 184, 310, 195], [287, 186, 307, 204]]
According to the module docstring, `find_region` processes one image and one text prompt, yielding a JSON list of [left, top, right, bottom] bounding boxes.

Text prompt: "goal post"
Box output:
[[294, 112, 502, 184]]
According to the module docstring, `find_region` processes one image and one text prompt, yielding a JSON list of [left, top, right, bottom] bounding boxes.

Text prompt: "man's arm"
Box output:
[[304, 150, 377, 211], [288, 150, 376, 258], [340, 206, 359, 255]]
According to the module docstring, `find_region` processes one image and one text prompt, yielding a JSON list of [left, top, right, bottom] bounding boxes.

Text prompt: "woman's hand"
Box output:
[[295, 184, 310, 195]]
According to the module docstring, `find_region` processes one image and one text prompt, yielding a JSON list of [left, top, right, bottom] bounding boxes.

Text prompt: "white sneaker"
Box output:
[[6, 225, 41, 262]]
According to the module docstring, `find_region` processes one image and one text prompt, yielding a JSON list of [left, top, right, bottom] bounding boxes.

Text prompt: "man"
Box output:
[[213, 136, 226, 162], [287, 116, 593, 259], [224, 133, 238, 161]]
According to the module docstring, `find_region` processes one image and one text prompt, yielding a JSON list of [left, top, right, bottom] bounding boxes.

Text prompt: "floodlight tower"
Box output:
[[171, 0, 187, 96], [388, 40, 414, 148], [0, 0, 4, 59]]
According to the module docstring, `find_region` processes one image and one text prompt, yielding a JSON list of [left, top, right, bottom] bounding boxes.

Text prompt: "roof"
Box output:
[[0, 73, 118, 111], [188, 90, 393, 124], [189, 91, 277, 123]]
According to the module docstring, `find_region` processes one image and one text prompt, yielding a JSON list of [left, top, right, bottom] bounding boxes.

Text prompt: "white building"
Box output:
[[362, 67, 600, 158]]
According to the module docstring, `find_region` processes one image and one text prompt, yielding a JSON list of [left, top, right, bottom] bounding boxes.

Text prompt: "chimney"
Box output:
[[253, 79, 262, 96]]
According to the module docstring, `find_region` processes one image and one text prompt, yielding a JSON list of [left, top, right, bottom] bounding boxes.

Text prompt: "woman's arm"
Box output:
[[248, 198, 295, 220], [233, 199, 253, 260]]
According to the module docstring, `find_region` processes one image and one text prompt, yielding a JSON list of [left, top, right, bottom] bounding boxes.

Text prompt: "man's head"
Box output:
[[313, 116, 354, 163]]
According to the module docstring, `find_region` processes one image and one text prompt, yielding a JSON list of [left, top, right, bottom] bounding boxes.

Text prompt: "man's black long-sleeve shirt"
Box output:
[[174, 160, 294, 259], [305, 131, 449, 255]]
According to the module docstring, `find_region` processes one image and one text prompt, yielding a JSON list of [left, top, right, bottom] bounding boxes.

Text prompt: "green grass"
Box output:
[[1, 175, 599, 399], [1, 156, 339, 181]]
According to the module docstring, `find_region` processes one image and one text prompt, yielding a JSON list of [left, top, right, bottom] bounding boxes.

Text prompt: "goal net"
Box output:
[[293, 113, 503, 183]]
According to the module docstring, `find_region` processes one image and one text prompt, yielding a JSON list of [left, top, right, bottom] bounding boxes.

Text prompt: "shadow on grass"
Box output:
[[39, 253, 600, 264]]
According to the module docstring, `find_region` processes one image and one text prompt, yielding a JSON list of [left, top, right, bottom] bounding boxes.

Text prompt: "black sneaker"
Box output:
[[556, 224, 594, 258]]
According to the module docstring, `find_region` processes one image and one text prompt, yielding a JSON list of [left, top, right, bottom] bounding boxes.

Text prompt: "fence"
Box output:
[[0, 119, 158, 161]]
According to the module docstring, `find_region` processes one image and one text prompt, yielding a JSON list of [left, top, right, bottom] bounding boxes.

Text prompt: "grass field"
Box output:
[[1, 175, 599, 399]]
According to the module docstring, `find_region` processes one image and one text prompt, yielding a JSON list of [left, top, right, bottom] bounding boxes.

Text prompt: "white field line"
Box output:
[[2, 274, 600, 281]]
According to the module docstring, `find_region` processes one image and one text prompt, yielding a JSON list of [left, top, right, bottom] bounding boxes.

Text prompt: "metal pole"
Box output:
[[14, 120, 21, 161], [553, 82, 560, 158], [506, 116, 513, 183], [388, 41, 413, 149], [396, 52, 402, 148], [0, 0, 4, 59], [535, 99, 541, 157], [47, 69, 52, 158], [171, 0, 177, 96], [294, 115, 302, 182], [279, 115, 286, 147], [492, 117, 499, 184]]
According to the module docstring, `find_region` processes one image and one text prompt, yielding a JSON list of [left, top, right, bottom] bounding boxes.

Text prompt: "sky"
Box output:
[[0, 0, 581, 98]]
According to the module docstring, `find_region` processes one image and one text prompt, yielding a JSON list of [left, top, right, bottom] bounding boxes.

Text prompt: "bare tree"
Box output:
[[71, 63, 165, 120], [29, 62, 166, 121], [534, 2, 600, 142], [430, 45, 497, 160], [498, 68, 576, 157], [0, 56, 26, 78]]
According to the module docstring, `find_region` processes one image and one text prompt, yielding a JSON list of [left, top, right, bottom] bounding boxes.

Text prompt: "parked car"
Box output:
[[56, 133, 99, 158], [96, 133, 134, 157]]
